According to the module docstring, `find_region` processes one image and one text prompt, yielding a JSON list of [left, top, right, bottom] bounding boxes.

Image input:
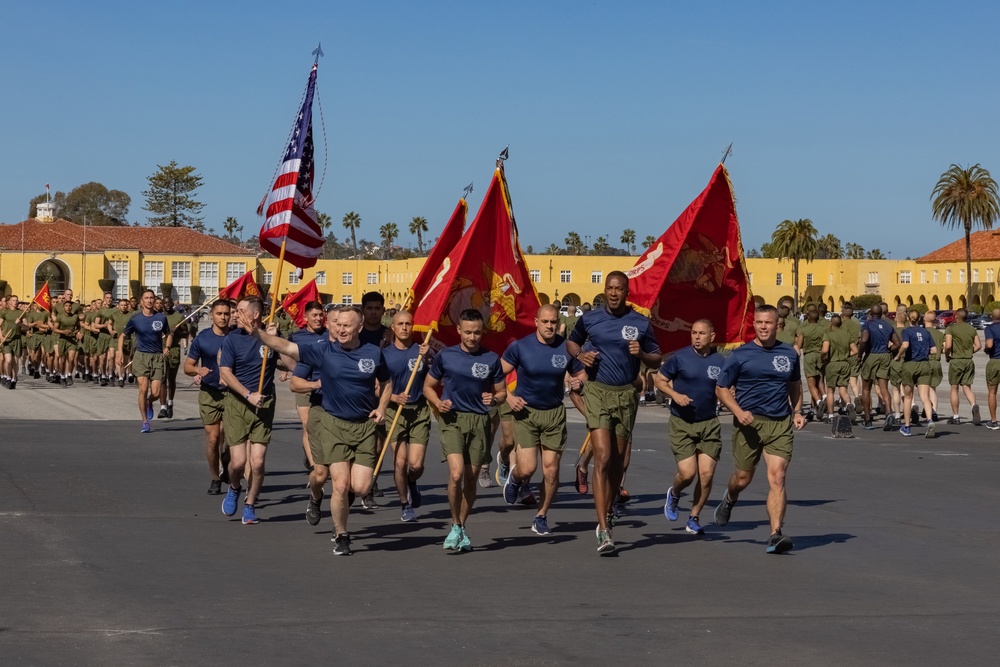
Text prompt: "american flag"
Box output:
[[258, 63, 324, 268]]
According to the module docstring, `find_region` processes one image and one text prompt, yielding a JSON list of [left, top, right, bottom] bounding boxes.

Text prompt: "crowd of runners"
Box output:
[[3, 274, 996, 557]]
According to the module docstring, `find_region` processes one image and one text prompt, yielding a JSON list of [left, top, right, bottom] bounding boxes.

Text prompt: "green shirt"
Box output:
[[776, 329, 797, 346], [823, 328, 852, 363], [928, 327, 944, 362], [1, 308, 23, 340], [166, 311, 187, 348], [25, 310, 48, 335], [84, 310, 101, 338], [946, 322, 977, 359], [54, 311, 80, 339], [110, 309, 134, 337], [798, 321, 827, 354], [842, 316, 861, 343], [783, 316, 800, 340]]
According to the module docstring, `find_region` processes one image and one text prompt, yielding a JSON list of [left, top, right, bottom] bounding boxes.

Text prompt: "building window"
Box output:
[[144, 261, 164, 291], [315, 271, 326, 286], [261, 271, 272, 285], [288, 271, 300, 286], [748, 273, 753, 285], [367, 272, 378, 285], [226, 262, 246, 283], [806, 273, 814, 287], [342, 272, 353, 285], [199, 262, 219, 302], [592, 271, 603, 284], [560, 270, 572, 283], [933, 270, 939, 283], [109, 260, 129, 300], [341, 295, 353, 305], [988, 268, 996, 283], [899, 271, 911, 284], [973, 269, 979, 283], [776, 273, 783, 286], [946, 270, 952, 283], [868, 271, 879, 284], [529, 269, 540, 283], [920, 270, 927, 284], [171, 261, 192, 303]]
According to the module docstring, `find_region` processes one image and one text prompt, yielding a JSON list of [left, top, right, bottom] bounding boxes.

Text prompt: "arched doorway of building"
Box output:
[[933, 295, 940, 310], [919, 295, 927, 305], [537, 293, 550, 305], [893, 295, 901, 306], [973, 295, 982, 310], [35, 259, 69, 297], [906, 295, 913, 306], [592, 295, 604, 308], [945, 295, 953, 309], [959, 295, 967, 309], [562, 293, 580, 307]]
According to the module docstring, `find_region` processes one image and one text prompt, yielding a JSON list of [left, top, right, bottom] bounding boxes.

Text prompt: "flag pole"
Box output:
[[579, 431, 592, 455], [256, 239, 287, 396]]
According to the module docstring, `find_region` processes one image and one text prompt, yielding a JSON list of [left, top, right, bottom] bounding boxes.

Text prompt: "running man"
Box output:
[[158, 298, 188, 418], [821, 315, 858, 422], [840, 303, 863, 410], [109, 298, 135, 386], [359, 290, 390, 505], [896, 320, 937, 438], [424, 309, 506, 552], [1, 296, 26, 389], [714, 304, 807, 554], [924, 311, 944, 422], [796, 307, 828, 420], [983, 309, 1000, 430], [567, 271, 662, 555], [287, 301, 328, 471], [183, 300, 233, 495], [858, 305, 900, 430], [944, 308, 981, 425], [500, 304, 586, 536], [117, 290, 170, 431], [53, 297, 83, 387], [656, 319, 724, 536]]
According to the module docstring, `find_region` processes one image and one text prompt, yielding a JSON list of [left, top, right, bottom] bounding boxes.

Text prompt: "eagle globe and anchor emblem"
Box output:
[[772, 355, 792, 373]]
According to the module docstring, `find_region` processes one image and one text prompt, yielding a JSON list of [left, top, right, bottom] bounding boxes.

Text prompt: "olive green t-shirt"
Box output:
[[783, 316, 800, 340], [776, 329, 797, 346], [946, 322, 977, 359], [842, 316, 861, 343], [25, 310, 48, 335], [823, 328, 853, 363], [84, 310, 101, 339], [928, 327, 944, 362], [1, 308, 23, 341], [166, 311, 187, 348], [110, 309, 134, 337], [54, 311, 80, 339], [798, 321, 827, 354]]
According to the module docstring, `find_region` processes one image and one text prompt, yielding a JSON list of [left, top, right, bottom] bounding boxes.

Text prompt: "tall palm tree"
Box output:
[[931, 164, 1000, 308], [316, 211, 332, 232], [342, 211, 361, 257], [565, 232, 585, 255], [620, 228, 636, 254], [769, 218, 818, 311], [379, 222, 399, 259], [642, 235, 656, 249], [409, 216, 429, 254]]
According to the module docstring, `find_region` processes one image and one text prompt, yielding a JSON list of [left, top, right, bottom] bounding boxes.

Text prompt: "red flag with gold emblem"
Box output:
[[407, 197, 468, 309], [412, 165, 540, 352], [281, 279, 321, 328], [32, 281, 52, 313], [627, 164, 754, 354], [217, 270, 262, 301]]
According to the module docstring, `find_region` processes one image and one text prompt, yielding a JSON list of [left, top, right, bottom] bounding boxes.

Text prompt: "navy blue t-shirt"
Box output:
[[716, 341, 800, 418], [985, 323, 1000, 359], [123, 311, 169, 353], [298, 339, 390, 421], [660, 345, 725, 423], [901, 326, 932, 362], [569, 307, 660, 387], [428, 345, 504, 414], [186, 327, 228, 389], [219, 329, 279, 396], [290, 328, 326, 382], [359, 325, 388, 348], [865, 319, 894, 354], [501, 334, 584, 410], [382, 342, 430, 405]]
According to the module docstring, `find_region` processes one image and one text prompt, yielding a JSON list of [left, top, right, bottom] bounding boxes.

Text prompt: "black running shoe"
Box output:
[[117, 375, 125, 387], [766, 532, 794, 554], [166, 405, 173, 419], [714, 492, 735, 526], [332, 533, 353, 556], [207, 480, 223, 495], [100, 377, 108, 387], [158, 407, 168, 419], [306, 494, 322, 526], [61, 377, 68, 387]]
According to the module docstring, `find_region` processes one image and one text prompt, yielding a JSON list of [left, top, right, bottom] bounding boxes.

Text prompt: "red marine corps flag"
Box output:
[[281, 278, 321, 328], [217, 270, 261, 301], [406, 195, 468, 309], [627, 163, 755, 354], [32, 281, 52, 313], [412, 157, 540, 351]]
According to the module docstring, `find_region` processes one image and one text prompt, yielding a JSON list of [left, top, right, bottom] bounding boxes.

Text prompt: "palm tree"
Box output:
[[316, 211, 332, 232], [866, 249, 886, 260], [342, 211, 361, 257], [565, 232, 585, 255], [593, 236, 611, 255], [409, 216, 429, 254], [620, 228, 636, 254], [379, 222, 399, 259], [931, 164, 1000, 307], [845, 242, 865, 259], [769, 218, 818, 311], [642, 234, 656, 249]]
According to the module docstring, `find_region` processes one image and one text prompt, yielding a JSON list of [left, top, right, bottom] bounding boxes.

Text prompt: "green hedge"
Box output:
[[850, 294, 882, 309]]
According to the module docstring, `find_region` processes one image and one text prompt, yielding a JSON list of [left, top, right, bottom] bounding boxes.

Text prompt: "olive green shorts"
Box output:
[[512, 404, 567, 451], [27, 334, 43, 352], [2, 337, 23, 357], [498, 401, 514, 422], [132, 351, 165, 381], [803, 351, 824, 378], [310, 409, 377, 467], [900, 360, 931, 387], [732, 415, 794, 471], [223, 393, 275, 446], [97, 333, 114, 355], [438, 410, 492, 465], [930, 361, 943, 388], [889, 359, 904, 386], [850, 355, 861, 377], [949, 358, 975, 386], [986, 359, 1000, 386], [861, 352, 891, 382], [825, 360, 851, 388], [82, 335, 97, 355], [166, 347, 181, 370], [294, 390, 313, 408], [584, 381, 639, 438], [198, 385, 226, 425], [56, 337, 78, 354], [669, 414, 722, 462], [119, 337, 134, 357], [381, 403, 431, 445]]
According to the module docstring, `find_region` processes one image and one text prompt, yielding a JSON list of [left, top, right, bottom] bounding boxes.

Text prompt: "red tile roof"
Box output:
[[916, 231, 1000, 262], [0, 218, 253, 255]]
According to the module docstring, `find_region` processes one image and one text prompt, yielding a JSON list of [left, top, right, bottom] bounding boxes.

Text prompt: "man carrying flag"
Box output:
[[1, 296, 28, 389]]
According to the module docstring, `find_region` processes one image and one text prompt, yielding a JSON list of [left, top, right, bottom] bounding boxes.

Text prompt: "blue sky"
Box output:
[[2, 1, 998, 259]]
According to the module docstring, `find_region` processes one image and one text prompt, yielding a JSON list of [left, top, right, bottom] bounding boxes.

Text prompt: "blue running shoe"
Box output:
[[766, 531, 794, 554], [408, 480, 422, 509], [531, 515, 551, 535], [141, 421, 151, 434], [899, 425, 912, 437], [443, 524, 462, 550], [222, 485, 240, 516], [458, 527, 472, 552], [502, 464, 521, 505], [241, 504, 259, 525], [664, 485, 679, 521], [495, 450, 511, 487], [685, 516, 705, 535], [400, 504, 416, 522], [146, 404, 154, 421]]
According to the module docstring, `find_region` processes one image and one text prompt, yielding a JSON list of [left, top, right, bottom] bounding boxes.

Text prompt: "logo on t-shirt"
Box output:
[[551, 354, 567, 368], [152, 320, 163, 331], [258, 345, 273, 359], [772, 355, 792, 373], [707, 365, 721, 380], [358, 359, 376, 374], [621, 325, 639, 341], [407, 357, 423, 372], [471, 362, 490, 379]]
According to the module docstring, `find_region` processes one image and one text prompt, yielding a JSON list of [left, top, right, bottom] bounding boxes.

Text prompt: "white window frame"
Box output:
[[591, 271, 603, 284], [144, 261, 164, 291], [315, 270, 326, 286], [899, 271, 911, 285], [529, 269, 540, 283], [110, 260, 130, 300], [171, 261, 192, 303], [342, 272, 354, 285], [226, 262, 247, 283], [560, 270, 572, 283], [288, 271, 300, 286], [776, 273, 783, 286], [341, 294, 353, 305], [806, 273, 814, 287], [199, 262, 219, 301], [367, 272, 378, 285], [920, 270, 927, 284]]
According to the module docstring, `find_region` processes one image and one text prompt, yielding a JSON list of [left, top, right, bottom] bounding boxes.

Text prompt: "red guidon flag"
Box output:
[[32, 281, 52, 313], [281, 278, 321, 328], [627, 164, 755, 353], [412, 165, 540, 351], [217, 270, 261, 301], [406, 197, 468, 309]]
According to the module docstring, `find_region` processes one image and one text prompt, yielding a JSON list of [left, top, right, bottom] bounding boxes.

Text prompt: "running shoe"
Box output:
[[617, 487, 631, 504], [400, 504, 417, 522], [932, 411, 939, 422], [899, 425, 912, 437], [816, 400, 827, 421], [987, 421, 1000, 431], [531, 515, 551, 536], [146, 404, 154, 421], [478, 464, 492, 488], [575, 466, 589, 494], [495, 451, 511, 487], [128, 374, 135, 384], [306, 495, 322, 526], [925, 422, 936, 439], [207, 480, 222, 495], [596, 530, 616, 555], [158, 407, 168, 419], [361, 492, 379, 510], [882, 414, 896, 431], [100, 377, 108, 387], [140, 421, 151, 434], [972, 404, 982, 426], [117, 376, 125, 387], [846, 403, 857, 424], [8, 380, 15, 390], [241, 504, 259, 525], [457, 527, 472, 552], [443, 524, 462, 550], [222, 485, 240, 516], [332, 533, 353, 556], [766, 531, 794, 554], [862, 420, 875, 430], [910, 406, 921, 427], [166, 405, 174, 419], [503, 464, 522, 505], [685, 516, 705, 535], [664, 486, 679, 521], [372, 481, 384, 497], [949, 415, 961, 425], [408, 480, 422, 509], [518, 485, 537, 506], [61, 377, 68, 387], [714, 492, 735, 526]]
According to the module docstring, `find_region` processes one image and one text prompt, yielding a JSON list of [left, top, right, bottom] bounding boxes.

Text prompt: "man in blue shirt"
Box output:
[[500, 304, 586, 536], [567, 271, 661, 555], [253, 305, 393, 556], [424, 309, 507, 552], [218, 296, 281, 526], [286, 301, 328, 473], [715, 304, 807, 555], [655, 319, 725, 536], [117, 289, 171, 434], [858, 305, 901, 430], [896, 323, 938, 437], [983, 308, 1000, 429], [183, 299, 233, 495]]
